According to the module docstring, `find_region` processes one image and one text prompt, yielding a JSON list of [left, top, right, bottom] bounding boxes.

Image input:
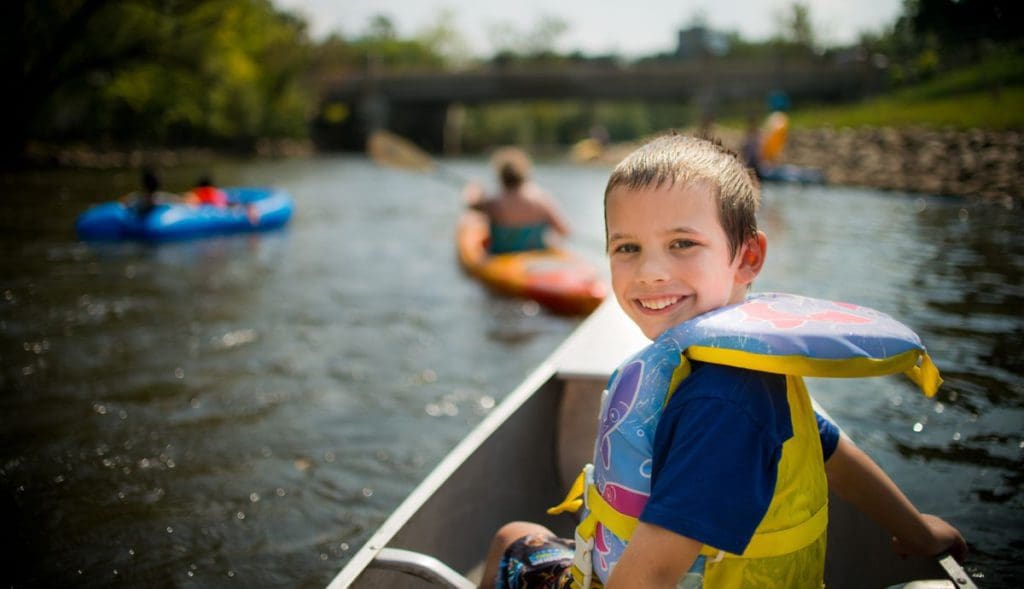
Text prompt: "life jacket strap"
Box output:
[[581, 482, 638, 541], [905, 352, 942, 397], [569, 529, 597, 589], [580, 472, 828, 561], [551, 466, 601, 589], [570, 565, 603, 589], [548, 467, 587, 516], [687, 345, 941, 397], [699, 500, 829, 560]]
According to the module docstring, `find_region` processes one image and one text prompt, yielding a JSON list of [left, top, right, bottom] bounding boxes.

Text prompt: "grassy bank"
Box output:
[[789, 52, 1024, 130], [790, 88, 1024, 130]]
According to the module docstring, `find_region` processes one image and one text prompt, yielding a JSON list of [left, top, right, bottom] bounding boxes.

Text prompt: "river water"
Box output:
[[0, 156, 1020, 587]]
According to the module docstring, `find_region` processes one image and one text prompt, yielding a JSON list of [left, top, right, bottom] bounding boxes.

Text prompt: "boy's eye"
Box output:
[[612, 243, 639, 254], [670, 239, 697, 249]]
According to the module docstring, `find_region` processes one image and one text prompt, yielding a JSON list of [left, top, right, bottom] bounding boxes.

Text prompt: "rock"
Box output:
[[769, 127, 1022, 208]]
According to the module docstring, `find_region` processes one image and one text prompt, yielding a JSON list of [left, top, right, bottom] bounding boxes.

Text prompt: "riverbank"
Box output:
[[635, 126, 1021, 207], [21, 139, 314, 169], [781, 127, 1022, 208], [18, 128, 1022, 208], [575, 127, 1022, 208]]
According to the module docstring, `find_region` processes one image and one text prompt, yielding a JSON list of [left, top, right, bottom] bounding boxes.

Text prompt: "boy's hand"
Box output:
[[825, 438, 968, 565], [892, 513, 968, 563]]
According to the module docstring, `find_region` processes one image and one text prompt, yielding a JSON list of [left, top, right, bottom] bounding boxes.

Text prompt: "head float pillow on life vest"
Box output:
[[657, 292, 942, 397]]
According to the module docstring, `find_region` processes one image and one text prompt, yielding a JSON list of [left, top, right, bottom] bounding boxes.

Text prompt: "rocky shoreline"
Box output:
[[579, 127, 1023, 208], [781, 127, 1022, 208]]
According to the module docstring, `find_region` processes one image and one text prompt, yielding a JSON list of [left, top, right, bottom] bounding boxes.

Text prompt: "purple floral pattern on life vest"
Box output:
[[598, 360, 641, 470]]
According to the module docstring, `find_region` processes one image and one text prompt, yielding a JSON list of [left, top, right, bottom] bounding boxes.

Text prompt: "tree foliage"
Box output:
[[782, 3, 816, 51], [854, 0, 1023, 86], [3, 0, 1018, 162], [2, 0, 311, 161], [488, 15, 571, 66], [907, 0, 1021, 49]]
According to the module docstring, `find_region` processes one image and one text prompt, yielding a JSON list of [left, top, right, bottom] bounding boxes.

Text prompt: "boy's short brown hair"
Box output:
[[604, 133, 760, 260]]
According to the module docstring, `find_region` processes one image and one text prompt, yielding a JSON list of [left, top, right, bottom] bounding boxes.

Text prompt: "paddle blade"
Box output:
[[367, 130, 436, 173]]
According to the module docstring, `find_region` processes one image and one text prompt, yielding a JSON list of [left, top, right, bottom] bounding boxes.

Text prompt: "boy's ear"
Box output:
[[736, 231, 767, 284]]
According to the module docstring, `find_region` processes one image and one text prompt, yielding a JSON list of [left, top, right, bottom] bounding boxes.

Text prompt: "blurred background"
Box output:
[[2, 0, 1021, 204], [1, 1, 1021, 587]]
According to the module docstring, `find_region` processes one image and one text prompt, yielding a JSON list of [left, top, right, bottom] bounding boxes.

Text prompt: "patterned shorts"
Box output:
[[495, 533, 575, 589]]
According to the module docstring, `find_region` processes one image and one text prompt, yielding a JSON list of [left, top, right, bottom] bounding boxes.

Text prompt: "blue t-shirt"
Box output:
[[641, 361, 839, 555]]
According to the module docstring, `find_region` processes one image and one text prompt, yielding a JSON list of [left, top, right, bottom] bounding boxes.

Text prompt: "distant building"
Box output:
[[675, 25, 730, 59]]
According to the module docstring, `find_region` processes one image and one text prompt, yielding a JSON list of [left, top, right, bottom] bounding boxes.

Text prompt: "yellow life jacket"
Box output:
[[760, 111, 789, 163], [548, 293, 941, 588]]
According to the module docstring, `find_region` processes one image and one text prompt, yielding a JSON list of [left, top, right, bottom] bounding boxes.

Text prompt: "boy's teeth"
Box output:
[[640, 296, 679, 310]]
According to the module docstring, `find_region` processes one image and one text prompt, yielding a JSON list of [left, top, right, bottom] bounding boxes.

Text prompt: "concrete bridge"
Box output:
[[316, 60, 883, 152]]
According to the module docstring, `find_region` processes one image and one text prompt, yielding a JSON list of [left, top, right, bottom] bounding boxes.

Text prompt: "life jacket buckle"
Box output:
[[573, 528, 594, 589]]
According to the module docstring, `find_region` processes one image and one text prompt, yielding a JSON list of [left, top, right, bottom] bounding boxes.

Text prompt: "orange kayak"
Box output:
[[456, 212, 608, 315]]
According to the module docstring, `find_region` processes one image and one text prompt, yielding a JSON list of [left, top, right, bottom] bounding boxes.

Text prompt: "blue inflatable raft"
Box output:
[[76, 187, 294, 241]]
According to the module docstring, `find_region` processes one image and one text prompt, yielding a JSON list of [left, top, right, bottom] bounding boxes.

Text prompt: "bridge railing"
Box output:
[[325, 60, 884, 104]]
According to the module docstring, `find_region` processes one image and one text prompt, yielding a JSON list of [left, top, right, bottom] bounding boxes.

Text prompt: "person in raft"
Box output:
[[184, 174, 229, 208], [185, 174, 261, 224], [125, 167, 178, 218], [740, 112, 766, 179], [478, 133, 966, 589], [464, 146, 571, 254]]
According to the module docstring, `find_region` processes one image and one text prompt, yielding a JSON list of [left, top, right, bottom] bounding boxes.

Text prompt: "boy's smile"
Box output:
[[606, 181, 764, 340]]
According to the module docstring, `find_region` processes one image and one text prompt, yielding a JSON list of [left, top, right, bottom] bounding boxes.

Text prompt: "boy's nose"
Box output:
[[636, 252, 671, 283]]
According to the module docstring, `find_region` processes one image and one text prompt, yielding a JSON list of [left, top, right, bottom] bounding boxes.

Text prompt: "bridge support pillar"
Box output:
[[444, 103, 465, 156]]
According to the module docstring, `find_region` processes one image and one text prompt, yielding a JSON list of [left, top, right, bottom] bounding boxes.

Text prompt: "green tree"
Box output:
[[416, 9, 475, 69], [2, 0, 167, 161], [905, 0, 1021, 63], [488, 15, 570, 64], [785, 3, 816, 50], [366, 14, 398, 41], [1, 0, 312, 164], [770, 2, 819, 58], [351, 14, 445, 71]]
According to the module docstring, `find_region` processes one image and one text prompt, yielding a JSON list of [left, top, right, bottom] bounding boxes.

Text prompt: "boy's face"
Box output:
[[606, 182, 763, 340]]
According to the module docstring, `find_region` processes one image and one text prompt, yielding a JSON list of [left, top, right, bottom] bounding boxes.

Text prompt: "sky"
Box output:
[[273, 0, 904, 57]]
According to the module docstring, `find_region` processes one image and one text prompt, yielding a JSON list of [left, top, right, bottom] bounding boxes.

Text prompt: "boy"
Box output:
[[480, 134, 965, 588]]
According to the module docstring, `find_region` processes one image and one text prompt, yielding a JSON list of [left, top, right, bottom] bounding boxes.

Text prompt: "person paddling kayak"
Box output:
[[464, 146, 570, 254]]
